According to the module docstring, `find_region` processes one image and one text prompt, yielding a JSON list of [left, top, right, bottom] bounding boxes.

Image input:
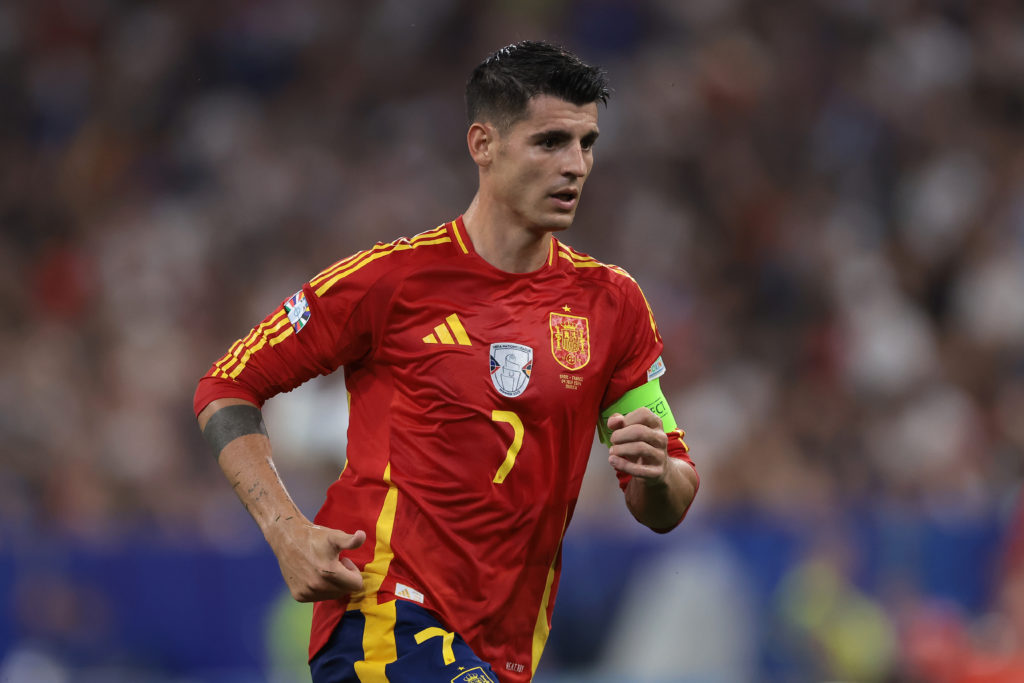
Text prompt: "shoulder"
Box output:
[[556, 240, 658, 333], [554, 240, 641, 289], [309, 222, 458, 298]]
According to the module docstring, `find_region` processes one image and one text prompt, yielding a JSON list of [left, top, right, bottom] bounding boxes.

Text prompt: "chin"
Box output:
[[540, 213, 575, 232]]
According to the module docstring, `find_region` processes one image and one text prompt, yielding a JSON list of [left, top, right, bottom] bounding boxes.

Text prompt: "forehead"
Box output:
[[508, 94, 599, 135]]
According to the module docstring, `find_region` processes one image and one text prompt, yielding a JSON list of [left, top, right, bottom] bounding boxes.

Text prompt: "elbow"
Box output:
[[644, 498, 693, 534]]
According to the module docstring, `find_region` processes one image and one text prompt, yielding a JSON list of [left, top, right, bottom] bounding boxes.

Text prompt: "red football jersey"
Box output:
[[193, 217, 694, 681]]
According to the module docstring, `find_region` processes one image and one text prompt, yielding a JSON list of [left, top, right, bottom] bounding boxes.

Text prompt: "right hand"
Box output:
[[267, 518, 367, 602]]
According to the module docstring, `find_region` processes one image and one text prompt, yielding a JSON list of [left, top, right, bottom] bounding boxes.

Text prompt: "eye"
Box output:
[[540, 137, 558, 150]]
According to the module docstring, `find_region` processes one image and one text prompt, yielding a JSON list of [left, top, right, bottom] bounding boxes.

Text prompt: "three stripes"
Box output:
[[422, 314, 471, 346]]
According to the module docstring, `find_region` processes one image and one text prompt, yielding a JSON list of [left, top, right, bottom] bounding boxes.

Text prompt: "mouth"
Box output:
[[549, 188, 579, 210]]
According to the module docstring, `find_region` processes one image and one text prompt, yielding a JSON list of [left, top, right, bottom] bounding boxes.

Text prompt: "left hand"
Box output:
[[606, 407, 670, 486]]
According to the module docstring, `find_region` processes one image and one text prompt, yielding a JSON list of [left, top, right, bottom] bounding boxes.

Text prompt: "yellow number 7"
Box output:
[[491, 410, 524, 484]]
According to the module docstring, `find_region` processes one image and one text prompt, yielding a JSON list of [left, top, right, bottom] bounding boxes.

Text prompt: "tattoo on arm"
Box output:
[[202, 404, 268, 459]]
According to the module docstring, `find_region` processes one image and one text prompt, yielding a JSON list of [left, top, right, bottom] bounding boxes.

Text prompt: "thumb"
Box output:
[[332, 528, 366, 551]]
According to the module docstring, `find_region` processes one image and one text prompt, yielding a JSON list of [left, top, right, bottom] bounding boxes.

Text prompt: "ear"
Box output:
[[467, 122, 495, 167]]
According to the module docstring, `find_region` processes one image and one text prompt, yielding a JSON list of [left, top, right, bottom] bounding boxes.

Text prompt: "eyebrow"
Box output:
[[529, 129, 601, 144]]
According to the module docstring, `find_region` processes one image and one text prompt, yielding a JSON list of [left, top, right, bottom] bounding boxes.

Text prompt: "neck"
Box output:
[[461, 196, 552, 274]]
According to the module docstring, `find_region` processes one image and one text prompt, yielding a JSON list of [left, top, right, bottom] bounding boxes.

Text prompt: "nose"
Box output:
[[562, 143, 588, 178]]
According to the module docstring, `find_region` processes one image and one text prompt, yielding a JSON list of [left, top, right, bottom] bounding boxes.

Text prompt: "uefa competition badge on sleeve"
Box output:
[[647, 355, 666, 381], [489, 343, 534, 397], [284, 290, 311, 333]]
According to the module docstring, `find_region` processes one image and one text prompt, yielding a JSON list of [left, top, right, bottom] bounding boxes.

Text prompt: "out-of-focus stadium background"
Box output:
[[3, 1, 1024, 681]]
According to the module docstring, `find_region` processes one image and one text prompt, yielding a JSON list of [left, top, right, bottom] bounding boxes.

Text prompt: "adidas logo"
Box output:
[[395, 582, 425, 604], [423, 313, 472, 346]]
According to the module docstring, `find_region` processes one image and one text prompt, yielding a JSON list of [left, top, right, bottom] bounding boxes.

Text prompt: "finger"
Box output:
[[609, 423, 668, 450], [605, 413, 625, 432], [620, 406, 663, 430], [317, 557, 365, 593], [609, 440, 666, 466], [295, 577, 360, 603], [609, 454, 664, 480], [285, 565, 355, 603], [324, 530, 366, 589]]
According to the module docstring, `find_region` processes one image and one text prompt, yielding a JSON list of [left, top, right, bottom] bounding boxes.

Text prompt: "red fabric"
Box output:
[[193, 217, 694, 679]]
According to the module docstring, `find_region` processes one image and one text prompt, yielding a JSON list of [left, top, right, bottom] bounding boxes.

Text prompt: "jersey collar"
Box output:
[[450, 215, 559, 275]]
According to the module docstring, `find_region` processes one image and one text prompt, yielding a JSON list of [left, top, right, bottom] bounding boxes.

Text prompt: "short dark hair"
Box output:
[[466, 41, 610, 130]]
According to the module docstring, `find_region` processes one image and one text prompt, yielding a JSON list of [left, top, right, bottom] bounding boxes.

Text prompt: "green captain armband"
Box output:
[[597, 378, 678, 445]]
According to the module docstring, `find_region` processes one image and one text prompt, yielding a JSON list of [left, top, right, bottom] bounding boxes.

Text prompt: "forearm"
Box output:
[[199, 398, 309, 537], [624, 457, 698, 532], [219, 433, 309, 536], [197, 397, 366, 600]]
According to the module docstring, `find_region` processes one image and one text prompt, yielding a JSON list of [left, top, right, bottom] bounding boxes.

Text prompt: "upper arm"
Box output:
[[599, 273, 666, 415], [193, 258, 392, 417], [197, 397, 259, 431]]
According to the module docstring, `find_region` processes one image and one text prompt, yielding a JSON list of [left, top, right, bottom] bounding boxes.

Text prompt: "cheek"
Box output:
[[509, 162, 546, 193], [531, 154, 559, 183], [493, 150, 550, 199]]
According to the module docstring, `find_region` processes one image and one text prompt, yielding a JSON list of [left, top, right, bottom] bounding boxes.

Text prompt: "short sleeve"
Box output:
[[599, 273, 664, 412], [193, 251, 390, 416]]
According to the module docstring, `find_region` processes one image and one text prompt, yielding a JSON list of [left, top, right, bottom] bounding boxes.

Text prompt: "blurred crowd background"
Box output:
[[3, 0, 1024, 681]]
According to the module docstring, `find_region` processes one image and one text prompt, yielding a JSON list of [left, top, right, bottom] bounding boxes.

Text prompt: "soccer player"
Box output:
[[194, 41, 699, 683]]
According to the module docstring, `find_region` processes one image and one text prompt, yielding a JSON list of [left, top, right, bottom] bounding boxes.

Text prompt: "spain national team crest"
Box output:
[[549, 312, 591, 370], [489, 343, 533, 397], [451, 667, 496, 683]]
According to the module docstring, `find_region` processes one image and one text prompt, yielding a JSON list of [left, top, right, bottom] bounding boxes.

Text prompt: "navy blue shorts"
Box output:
[[309, 599, 499, 682]]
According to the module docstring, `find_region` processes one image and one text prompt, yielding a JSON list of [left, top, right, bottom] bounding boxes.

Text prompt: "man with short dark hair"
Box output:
[[195, 40, 698, 683]]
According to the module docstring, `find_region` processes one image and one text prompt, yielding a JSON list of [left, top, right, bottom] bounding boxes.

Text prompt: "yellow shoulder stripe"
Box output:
[[556, 245, 658, 337], [209, 305, 299, 380], [211, 338, 247, 379], [557, 251, 604, 268], [310, 225, 448, 290], [635, 282, 659, 339], [556, 244, 613, 269], [210, 225, 456, 383], [314, 227, 451, 297], [217, 315, 295, 380], [211, 310, 289, 379]]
